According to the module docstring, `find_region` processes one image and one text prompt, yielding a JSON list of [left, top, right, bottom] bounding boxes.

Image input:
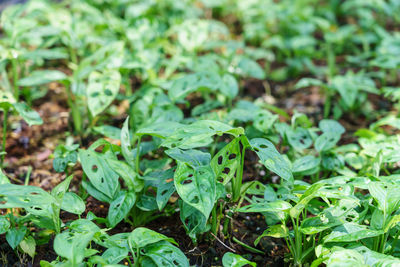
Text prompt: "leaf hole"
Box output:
[[228, 154, 237, 160], [218, 156, 223, 165], [104, 89, 112, 96]]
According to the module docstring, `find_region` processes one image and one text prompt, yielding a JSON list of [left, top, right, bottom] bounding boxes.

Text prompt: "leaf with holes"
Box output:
[[79, 149, 119, 199], [0, 184, 55, 217], [165, 148, 211, 168], [174, 161, 216, 218], [286, 127, 312, 151], [211, 138, 240, 184], [161, 120, 244, 149], [13, 102, 43, 126], [54, 225, 98, 264], [107, 191, 136, 228], [87, 69, 121, 117], [142, 240, 189, 267], [222, 252, 256, 267], [250, 138, 293, 183], [315, 132, 341, 152]]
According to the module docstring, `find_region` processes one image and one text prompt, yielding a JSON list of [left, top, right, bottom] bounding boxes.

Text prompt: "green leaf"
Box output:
[[162, 120, 243, 149], [13, 102, 43, 126], [211, 138, 241, 184], [220, 74, 239, 99], [142, 240, 189, 267], [255, 224, 289, 245], [79, 149, 119, 199], [0, 184, 55, 217], [290, 183, 325, 218], [121, 117, 135, 167], [222, 252, 256, 267], [101, 247, 129, 264], [166, 148, 211, 168], [324, 223, 383, 243], [236, 57, 265, 79], [143, 169, 176, 211], [6, 227, 26, 249], [0, 169, 10, 184], [107, 191, 136, 228], [368, 182, 400, 215], [325, 248, 367, 267], [250, 138, 293, 183], [237, 200, 292, 213], [54, 230, 95, 264], [174, 162, 216, 218], [93, 125, 121, 140], [315, 132, 340, 152], [87, 69, 121, 117], [286, 128, 312, 151], [293, 155, 320, 175], [0, 216, 10, 234], [19, 235, 36, 258], [319, 120, 345, 135], [128, 227, 176, 249], [61, 192, 85, 215], [106, 158, 143, 192], [17, 70, 67, 87]]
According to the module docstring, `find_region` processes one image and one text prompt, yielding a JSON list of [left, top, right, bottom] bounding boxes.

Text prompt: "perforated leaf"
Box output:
[[250, 138, 293, 182], [211, 138, 240, 184], [79, 149, 119, 199], [87, 69, 121, 117], [107, 191, 136, 228], [174, 161, 216, 218]]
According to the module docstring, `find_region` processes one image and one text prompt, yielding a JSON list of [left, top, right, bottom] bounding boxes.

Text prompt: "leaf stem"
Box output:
[[1, 108, 9, 167]]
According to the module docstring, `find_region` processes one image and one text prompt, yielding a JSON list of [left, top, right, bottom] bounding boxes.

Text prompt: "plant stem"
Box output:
[[232, 140, 246, 202], [11, 58, 19, 101], [1, 108, 8, 167], [136, 136, 141, 175]]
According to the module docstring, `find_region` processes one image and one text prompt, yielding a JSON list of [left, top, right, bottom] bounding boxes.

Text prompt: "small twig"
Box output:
[[210, 232, 236, 253]]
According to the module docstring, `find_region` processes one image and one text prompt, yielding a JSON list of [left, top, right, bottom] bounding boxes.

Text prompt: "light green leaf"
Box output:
[[87, 69, 121, 117], [222, 252, 256, 267], [61, 192, 85, 215], [128, 227, 176, 249], [250, 138, 293, 182], [13, 102, 43, 126], [17, 70, 67, 87], [107, 191, 136, 228]]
